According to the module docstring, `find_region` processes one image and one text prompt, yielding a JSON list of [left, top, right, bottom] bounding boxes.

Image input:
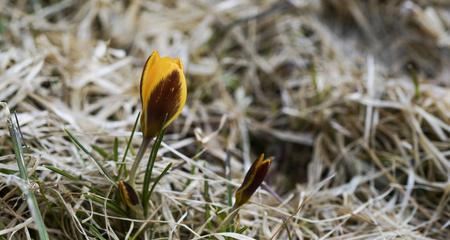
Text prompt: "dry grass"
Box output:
[[1, 0, 449, 239]]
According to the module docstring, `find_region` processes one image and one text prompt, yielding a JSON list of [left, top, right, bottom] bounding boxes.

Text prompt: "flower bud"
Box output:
[[140, 51, 187, 138], [118, 180, 139, 208], [234, 154, 272, 208]]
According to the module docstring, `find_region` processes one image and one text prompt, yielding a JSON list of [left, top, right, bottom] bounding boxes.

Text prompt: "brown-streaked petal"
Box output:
[[234, 154, 272, 208], [118, 180, 139, 207], [139, 51, 187, 139], [142, 70, 183, 138]]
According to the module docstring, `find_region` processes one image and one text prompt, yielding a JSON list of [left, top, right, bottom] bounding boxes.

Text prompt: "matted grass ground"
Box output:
[[0, 0, 449, 239]]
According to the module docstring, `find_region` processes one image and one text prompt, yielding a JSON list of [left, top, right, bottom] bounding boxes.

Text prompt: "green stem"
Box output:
[[128, 137, 151, 186], [216, 206, 240, 232], [142, 128, 166, 217]]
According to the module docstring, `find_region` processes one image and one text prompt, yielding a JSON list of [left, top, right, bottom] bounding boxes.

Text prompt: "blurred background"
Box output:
[[0, 0, 449, 239]]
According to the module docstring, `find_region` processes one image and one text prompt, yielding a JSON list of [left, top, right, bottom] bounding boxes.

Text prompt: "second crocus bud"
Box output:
[[118, 180, 139, 208], [140, 51, 187, 138], [234, 154, 272, 209]]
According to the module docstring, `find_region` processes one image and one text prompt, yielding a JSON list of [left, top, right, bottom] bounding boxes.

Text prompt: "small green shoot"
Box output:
[[113, 137, 119, 162], [406, 61, 421, 99], [91, 144, 110, 159]]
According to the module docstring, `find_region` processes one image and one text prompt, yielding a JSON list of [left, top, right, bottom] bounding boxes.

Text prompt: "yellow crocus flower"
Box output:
[[128, 51, 187, 186], [140, 50, 187, 138]]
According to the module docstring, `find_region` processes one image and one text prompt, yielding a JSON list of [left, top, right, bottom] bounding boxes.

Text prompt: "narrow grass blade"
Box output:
[[237, 226, 249, 234], [64, 129, 115, 185], [8, 112, 49, 240], [113, 137, 119, 162], [45, 165, 82, 181], [0, 168, 17, 174], [85, 193, 127, 216], [147, 162, 172, 200], [91, 144, 110, 159], [118, 112, 140, 179], [203, 177, 214, 230], [141, 127, 166, 217], [225, 150, 232, 208], [182, 165, 194, 190], [88, 224, 107, 240], [225, 150, 234, 233]]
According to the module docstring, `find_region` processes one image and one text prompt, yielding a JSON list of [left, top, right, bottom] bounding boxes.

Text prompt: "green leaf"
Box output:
[[85, 193, 127, 216], [8, 112, 49, 240], [91, 144, 110, 159], [88, 224, 107, 240], [113, 137, 119, 163], [148, 162, 172, 200], [64, 129, 115, 185], [118, 112, 141, 179], [45, 165, 81, 181], [203, 178, 214, 230], [141, 126, 166, 218], [0, 168, 17, 175]]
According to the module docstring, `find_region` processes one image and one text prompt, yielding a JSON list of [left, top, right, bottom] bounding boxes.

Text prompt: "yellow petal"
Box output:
[[140, 51, 187, 138]]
